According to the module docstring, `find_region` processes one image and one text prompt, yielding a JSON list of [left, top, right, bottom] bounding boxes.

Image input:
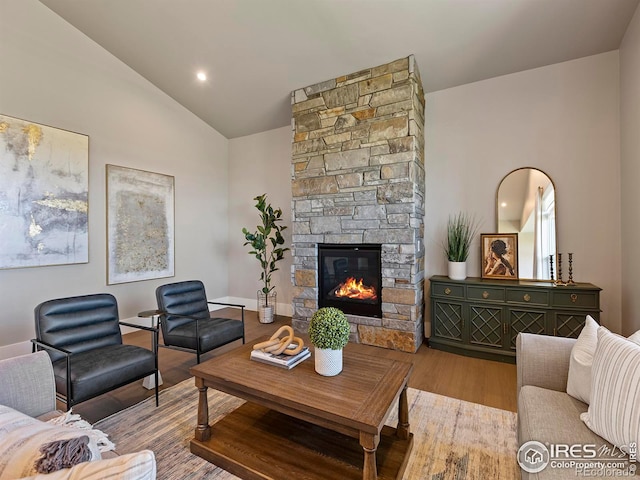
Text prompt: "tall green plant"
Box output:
[[444, 212, 479, 262], [242, 194, 290, 304]]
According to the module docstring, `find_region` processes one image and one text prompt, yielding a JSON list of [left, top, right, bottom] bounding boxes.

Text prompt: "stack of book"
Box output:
[[250, 345, 311, 369]]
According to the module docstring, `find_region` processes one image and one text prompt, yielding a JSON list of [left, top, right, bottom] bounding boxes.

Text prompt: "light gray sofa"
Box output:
[[0, 351, 156, 479], [0, 351, 59, 420], [516, 333, 618, 480]]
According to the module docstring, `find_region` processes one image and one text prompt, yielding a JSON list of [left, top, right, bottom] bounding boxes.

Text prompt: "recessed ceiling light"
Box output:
[[501, 202, 507, 207], [196, 72, 207, 82]]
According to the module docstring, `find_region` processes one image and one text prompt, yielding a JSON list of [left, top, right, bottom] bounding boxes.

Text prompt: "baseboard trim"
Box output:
[[211, 296, 292, 317], [0, 341, 32, 361]]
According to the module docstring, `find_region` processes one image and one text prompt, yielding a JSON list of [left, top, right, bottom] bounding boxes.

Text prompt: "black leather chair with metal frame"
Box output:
[[32, 293, 159, 412], [146, 280, 245, 364]]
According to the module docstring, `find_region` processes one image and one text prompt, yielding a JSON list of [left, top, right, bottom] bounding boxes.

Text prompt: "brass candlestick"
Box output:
[[555, 253, 566, 286], [549, 254, 555, 282], [567, 253, 575, 285]]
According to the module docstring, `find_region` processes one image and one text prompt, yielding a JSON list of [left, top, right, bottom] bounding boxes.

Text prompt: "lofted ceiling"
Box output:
[[40, 0, 639, 139]]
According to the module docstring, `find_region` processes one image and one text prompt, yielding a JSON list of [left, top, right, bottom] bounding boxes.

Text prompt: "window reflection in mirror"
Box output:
[[497, 168, 556, 281]]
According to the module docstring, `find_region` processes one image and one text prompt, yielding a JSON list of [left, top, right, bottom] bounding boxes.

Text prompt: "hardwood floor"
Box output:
[[72, 310, 517, 424]]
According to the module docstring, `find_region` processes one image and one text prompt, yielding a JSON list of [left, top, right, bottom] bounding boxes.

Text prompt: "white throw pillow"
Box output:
[[629, 329, 640, 345], [580, 327, 640, 453], [0, 405, 101, 479], [566, 315, 599, 404]]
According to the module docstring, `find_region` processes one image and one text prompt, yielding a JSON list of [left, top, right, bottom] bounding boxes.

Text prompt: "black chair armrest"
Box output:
[[139, 309, 201, 322], [208, 301, 245, 332], [206, 302, 245, 327], [122, 319, 159, 355], [31, 339, 72, 356], [31, 339, 73, 409], [119, 321, 159, 333], [207, 301, 246, 309]]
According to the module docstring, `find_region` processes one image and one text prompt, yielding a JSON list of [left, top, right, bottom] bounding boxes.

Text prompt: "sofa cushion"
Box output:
[[20, 450, 156, 480], [518, 385, 608, 445], [50, 344, 156, 405], [580, 327, 640, 454], [566, 315, 599, 404], [0, 405, 101, 479], [518, 386, 613, 479]]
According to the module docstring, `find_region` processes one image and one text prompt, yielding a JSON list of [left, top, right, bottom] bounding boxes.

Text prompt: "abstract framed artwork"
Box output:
[[481, 233, 519, 280], [106, 164, 175, 285], [0, 114, 89, 269]]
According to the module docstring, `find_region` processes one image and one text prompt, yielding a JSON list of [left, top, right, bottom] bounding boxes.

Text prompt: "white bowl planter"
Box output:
[[448, 261, 467, 281], [314, 347, 343, 376]]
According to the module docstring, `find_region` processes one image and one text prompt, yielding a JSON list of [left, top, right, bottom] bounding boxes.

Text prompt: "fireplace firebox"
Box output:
[[318, 244, 382, 318]]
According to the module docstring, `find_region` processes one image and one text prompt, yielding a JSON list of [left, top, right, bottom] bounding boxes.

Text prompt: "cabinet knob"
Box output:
[[523, 294, 531, 302], [482, 291, 490, 299], [444, 288, 451, 295], [571, 294, 578, 303]]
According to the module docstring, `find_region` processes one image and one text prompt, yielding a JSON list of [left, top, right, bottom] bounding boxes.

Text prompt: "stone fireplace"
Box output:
[[290, 55, 425, 353]]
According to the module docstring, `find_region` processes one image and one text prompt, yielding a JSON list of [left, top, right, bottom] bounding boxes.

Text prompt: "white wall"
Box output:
[[0, 0, 230, 356], [228, 126, 293, 315], [620, 6, 640, 336], [424, 52, 622, 333]]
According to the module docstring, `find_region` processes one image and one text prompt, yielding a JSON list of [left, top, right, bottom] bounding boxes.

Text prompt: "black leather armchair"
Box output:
[[32, 293, 159, 411], [150, 280, 245, 364]]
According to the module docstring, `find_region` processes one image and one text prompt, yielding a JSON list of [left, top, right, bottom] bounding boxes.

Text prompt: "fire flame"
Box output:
[[334, 277, 377, 300]]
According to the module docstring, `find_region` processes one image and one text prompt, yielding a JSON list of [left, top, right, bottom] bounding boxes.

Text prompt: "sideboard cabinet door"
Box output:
[[432, 299, 465, 343], [507, 309, 547, 351], [551, 310, 601, 338], [468, 304, 504, 349]]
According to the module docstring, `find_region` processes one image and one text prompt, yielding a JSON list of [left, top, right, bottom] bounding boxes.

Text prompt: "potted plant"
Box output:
[[242, 194, 289, 323], [308, 307, 350, 376], [444, 212, 479, 281]]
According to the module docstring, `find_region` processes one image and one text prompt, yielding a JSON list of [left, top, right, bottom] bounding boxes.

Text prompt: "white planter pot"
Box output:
[[257, 291, 276, 324], [448, 261, 467, 281], [258, 305, 273, 324], [314, 347, 343, 376]]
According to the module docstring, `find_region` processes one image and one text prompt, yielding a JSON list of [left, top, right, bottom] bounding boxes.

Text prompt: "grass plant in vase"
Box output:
[[444, 212, 479, 281], [242, 194, 289, 323], [308, 307, 350, 376]]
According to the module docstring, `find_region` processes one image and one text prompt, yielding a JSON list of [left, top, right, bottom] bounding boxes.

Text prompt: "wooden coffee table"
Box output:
[[189, 338, 413, 480]]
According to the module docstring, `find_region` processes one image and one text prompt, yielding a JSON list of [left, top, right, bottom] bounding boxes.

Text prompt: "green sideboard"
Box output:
[[428, 275, 601, 363]]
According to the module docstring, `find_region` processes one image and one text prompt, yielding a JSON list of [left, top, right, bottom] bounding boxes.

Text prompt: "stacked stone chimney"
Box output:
[[290, 55, 425, 353]]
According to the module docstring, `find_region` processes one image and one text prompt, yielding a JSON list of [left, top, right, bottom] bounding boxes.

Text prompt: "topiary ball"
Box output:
[[308, 307, 350, 350]]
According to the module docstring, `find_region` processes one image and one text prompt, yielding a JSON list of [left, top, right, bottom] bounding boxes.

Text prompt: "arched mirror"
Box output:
[[497, 168, 556, 281]]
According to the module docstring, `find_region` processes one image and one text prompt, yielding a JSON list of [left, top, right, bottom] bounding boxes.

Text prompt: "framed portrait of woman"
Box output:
[[481, 233, 518, 280]]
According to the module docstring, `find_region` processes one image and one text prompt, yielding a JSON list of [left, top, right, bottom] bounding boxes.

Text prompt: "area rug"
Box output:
[[95, 378, 519, 479]]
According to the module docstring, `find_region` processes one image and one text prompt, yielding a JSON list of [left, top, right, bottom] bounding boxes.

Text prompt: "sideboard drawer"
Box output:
[[431, 283, 465, 299], [552, 291, 599, 309], [506, 289, 549, 306], [467, 286, 505, 302]]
